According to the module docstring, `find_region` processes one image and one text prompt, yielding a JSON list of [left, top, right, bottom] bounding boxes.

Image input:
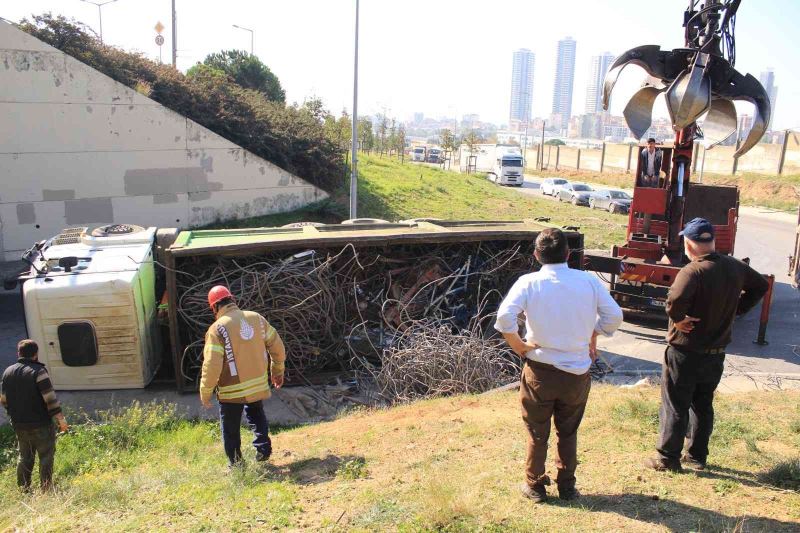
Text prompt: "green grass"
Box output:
[[0, 386, 799, 531], [207, 154, 629, 249]]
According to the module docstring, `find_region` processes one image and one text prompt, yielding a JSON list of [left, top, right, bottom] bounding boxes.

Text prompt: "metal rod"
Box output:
[[539, 120, 545, 170], [349, 0, 360, 219], [699, 145, 706, 183]]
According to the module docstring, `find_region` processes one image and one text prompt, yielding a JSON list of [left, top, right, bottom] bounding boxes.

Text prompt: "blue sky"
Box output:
[[3, 0, 797, 129]]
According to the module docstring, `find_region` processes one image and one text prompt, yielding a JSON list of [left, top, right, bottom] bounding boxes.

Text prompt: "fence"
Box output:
[[521, 130, 800, 177]]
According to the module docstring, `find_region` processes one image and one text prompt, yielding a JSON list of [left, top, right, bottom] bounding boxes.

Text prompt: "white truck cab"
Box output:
[[491, 145, 524, 186], [16, 224, 161, 389], [412, 146, 427, 162]]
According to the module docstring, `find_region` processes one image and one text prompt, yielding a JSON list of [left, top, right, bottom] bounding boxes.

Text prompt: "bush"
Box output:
[[19, 14, 344, 193]]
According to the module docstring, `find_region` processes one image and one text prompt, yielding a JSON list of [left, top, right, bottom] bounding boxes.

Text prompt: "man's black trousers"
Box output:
[[657, 345, 725, 466]]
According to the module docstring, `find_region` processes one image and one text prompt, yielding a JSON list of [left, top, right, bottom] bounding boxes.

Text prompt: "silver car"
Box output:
[[541, 178, 569, 196], [557, 183, 594, 206], [590, 189, 632, 213]]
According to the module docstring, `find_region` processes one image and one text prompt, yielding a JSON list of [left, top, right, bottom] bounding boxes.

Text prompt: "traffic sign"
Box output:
[[155, 34, 165, 46]]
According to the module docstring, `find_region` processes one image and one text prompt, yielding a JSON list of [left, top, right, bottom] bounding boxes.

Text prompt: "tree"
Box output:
[[301, 96, 331, 123], [396, 124, 406, 162], [376, 114, 389, 156], [463, 131, 480, 154], [387, 118, 398, 157], [358, 117, 374, 154], [439, 129, 455, 153], [188, 49, 285, 103], [545, 138, 566, 146]]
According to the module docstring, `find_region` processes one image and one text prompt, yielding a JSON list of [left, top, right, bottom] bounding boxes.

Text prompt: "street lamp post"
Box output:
[[349, 0, 360, 219], [78, 0, 119, 43], [232, 24, 254, 55]]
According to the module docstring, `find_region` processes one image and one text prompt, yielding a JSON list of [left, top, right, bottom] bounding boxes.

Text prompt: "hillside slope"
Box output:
[[218, 154, 629, 250], [1, 385, 798, 531]]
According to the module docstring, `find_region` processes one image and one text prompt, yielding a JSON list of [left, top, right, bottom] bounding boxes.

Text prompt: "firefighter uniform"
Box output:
[[200, 302, 286, 464]]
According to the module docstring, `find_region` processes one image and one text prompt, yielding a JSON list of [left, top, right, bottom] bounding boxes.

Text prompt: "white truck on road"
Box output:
[[490, 145, 524, 186]]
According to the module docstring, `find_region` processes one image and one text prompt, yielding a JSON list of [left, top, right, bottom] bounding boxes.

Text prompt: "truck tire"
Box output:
[[280, 222, 325, 228], [91, 223, 146, 237]]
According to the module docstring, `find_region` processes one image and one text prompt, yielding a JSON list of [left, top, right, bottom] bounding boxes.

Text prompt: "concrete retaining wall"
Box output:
[[0, 21, 326, 261]]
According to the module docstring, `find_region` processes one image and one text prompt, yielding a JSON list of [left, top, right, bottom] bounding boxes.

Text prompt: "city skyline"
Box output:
[[585, 52, 615, 115], [2, 1, 798, 130], [509, 49, 535, 126], [552, 37, 577, 129]]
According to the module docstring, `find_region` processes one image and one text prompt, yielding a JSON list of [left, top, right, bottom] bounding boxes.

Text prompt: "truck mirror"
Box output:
[[58, 256, 79, 273]]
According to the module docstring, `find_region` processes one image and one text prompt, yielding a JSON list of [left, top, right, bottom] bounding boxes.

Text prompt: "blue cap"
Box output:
[[679, 217, 715, 242]]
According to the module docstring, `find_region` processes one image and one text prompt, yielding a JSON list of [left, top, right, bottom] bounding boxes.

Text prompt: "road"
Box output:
[[513, 173, 800, 390]]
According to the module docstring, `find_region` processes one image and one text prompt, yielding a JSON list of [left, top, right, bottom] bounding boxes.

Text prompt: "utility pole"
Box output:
[[171, 0, 177, 68], [79, 0, 119, 44], [539, 120, 546, 170], [349, 0, 360, 219], [232, 24, 254, 55]]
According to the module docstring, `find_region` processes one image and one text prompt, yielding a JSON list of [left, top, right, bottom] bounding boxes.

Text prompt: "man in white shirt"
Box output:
[[495, 228, 623, 502]]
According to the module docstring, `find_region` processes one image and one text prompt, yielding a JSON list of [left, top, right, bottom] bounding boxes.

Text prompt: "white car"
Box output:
[[541, 178, 569, 196]]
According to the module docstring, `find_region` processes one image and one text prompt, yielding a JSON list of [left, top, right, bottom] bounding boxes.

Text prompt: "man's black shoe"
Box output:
[[558, 486, 580, 501], [520, 483, 548, 503], [643, 456, 683, 473], [681, 454, 706, 470], [255, 451, 271, 462]]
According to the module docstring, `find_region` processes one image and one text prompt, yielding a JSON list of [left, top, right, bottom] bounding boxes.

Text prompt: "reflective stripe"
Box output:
[[208, 345, 224, 354], [265, 326, 276, 343], [217, 379, 269, 400], [217, 371, 269, 394]]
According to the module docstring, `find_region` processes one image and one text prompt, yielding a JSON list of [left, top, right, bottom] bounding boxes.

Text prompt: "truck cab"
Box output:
[[492, 147, 524, 186], [12, 225, 163, 389], [412, 146, 426, 162], [426, 148, 442, 163]]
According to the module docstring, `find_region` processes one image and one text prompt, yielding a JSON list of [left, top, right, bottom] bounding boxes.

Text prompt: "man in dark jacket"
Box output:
[[645, 218, 769, 472], [1, 340, 69, 490], [639, 138, 663, 187]]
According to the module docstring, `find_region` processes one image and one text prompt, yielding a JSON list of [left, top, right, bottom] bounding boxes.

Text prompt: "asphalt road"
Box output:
[[512, 173, 800, 390]]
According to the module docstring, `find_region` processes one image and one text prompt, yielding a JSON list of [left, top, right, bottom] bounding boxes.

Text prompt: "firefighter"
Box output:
[[200, 285, 286, 466]]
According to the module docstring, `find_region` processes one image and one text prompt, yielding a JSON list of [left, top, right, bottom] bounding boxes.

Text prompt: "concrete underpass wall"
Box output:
[[0, 21, 326, 261]]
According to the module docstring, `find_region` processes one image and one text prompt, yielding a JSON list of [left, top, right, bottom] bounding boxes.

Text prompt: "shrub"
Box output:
[[19, 14, 344, 193]]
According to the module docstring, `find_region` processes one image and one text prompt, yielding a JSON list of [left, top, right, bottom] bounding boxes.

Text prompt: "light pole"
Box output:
[[349, 0, 360, 219], [78, 0, 119, 43], [232, 24, 254, 55]]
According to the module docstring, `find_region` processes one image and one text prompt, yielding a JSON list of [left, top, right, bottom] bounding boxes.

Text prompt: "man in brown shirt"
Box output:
[[646, 218, 768, 472]]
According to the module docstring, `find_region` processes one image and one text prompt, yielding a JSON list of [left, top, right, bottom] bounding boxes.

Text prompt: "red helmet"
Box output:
[[207, 285, 232, 309]]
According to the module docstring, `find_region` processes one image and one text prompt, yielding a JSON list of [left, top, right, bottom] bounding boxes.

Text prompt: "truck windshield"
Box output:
[[502, 159, 523, 167], [414, 149, 424, 153]]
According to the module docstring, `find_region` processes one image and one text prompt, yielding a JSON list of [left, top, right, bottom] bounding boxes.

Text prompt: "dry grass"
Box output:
[[1, 385, 798, 531], [527, 167, 800, 212]]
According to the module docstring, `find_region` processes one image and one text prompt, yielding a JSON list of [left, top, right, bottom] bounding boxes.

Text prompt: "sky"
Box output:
[[3, 0, 799, 130]]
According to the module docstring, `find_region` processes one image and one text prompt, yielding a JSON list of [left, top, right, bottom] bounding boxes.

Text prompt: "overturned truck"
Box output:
[[8, 220, 583, 394]]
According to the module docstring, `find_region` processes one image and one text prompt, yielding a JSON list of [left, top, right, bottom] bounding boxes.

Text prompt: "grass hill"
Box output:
[[217, 154, 629, 250], [0, 386, 798, 531]]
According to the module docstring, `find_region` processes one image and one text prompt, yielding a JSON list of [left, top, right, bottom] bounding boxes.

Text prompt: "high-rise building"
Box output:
[[509, 49, 535, 126], [585, 52, 615, 114], [552, 37, 577, 124], [759, 69, 778, 130]]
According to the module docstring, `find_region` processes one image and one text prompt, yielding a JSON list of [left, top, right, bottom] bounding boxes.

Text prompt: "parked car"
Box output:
[[541, 178, 569, 196], [426, 148, 442, 164], [557, 183, 594, 205], [590, 189, 632, 213]]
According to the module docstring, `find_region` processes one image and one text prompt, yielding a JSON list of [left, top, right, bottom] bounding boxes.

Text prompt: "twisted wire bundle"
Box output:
[[173, 241, 538, 392]]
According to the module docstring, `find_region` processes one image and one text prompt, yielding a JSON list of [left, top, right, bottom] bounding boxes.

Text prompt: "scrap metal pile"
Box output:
[[174, 241, 537, 401]]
